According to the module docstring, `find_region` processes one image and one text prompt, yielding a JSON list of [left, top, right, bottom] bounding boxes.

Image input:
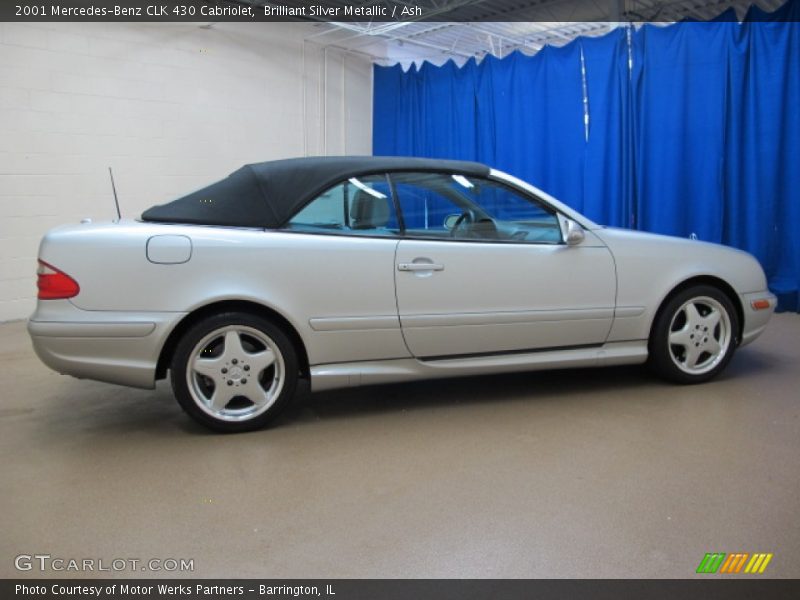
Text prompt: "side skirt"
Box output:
[[310, 340, 648, 392]]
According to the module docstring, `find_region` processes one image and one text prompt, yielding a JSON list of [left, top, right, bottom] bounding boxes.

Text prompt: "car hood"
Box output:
[[594, 226, 745, 252], [592, 227, 768, 294]]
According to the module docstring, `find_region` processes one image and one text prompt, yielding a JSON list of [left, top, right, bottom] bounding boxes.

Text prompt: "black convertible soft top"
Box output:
[[141, 156, 491, 228]]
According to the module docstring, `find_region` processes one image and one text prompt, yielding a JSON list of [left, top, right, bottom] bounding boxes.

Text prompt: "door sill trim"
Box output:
[[310, 340, 648, 392]]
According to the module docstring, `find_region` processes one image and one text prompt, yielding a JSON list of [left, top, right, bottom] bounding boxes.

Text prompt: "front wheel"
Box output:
[[648, 285, 739, 384], [171, 312, 298, 432]]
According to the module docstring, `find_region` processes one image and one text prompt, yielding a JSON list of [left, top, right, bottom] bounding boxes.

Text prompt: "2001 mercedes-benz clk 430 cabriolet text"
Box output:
[[28, 157, 776, 432]]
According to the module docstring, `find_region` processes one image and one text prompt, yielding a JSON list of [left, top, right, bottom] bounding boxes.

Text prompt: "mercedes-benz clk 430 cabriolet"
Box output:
[[29, 157, 775, 432]]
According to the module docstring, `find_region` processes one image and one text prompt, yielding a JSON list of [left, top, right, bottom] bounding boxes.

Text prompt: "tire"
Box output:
[[170, 311, 298, 432], [648, 285, 739, 384]]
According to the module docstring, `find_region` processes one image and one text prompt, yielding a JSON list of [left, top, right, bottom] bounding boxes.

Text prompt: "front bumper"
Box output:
[[739, 290, 777, 347], [28, 300, 185, 389]]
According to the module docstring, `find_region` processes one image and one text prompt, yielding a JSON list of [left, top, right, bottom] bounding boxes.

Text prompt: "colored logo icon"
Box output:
[[696, 552, 773, 574]]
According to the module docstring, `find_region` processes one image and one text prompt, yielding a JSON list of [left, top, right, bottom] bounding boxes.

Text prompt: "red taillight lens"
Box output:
[[37, 260, 80, 300]]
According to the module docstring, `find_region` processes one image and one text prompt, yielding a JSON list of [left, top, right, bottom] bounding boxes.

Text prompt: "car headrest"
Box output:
[[350, 190, 390, 229]]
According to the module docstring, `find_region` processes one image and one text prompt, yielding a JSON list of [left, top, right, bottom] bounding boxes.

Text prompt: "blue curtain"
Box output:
[[372, 0, 800, 311], [581, 28, 634, 227], [632, 22, 733, 242]]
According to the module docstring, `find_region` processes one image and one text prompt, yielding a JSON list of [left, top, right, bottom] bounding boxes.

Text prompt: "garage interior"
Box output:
[[2, 0, 799, 580]]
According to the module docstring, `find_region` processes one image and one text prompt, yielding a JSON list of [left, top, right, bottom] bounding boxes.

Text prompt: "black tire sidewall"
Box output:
[[649, 285, 740, 384], [170, 312, 298, 432]]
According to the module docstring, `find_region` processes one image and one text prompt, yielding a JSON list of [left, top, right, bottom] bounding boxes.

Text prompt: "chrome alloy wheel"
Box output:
[[186, 325, 286, 422], [667, 296, 732, 376]]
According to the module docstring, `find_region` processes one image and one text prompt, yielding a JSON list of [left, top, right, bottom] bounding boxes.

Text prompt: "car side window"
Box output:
[[286, 175, 399, 237], [390, 172, 561, 244]]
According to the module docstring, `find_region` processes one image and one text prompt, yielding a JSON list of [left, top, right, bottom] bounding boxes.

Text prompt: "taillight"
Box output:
[[36, 260, 80, 300]]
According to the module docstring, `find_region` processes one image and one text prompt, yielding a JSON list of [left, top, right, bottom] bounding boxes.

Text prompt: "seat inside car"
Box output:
[[349, 190, 391, 231]]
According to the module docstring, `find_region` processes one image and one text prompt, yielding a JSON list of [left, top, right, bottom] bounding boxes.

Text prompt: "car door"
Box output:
[[391, 171, 617, 358], [278, 174, 410, 365]]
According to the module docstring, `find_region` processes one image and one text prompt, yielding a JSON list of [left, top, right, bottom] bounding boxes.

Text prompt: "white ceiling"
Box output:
[[241, 0, 787, 67]]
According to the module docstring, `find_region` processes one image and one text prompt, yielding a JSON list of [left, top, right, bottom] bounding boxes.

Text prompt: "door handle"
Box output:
[[397, 262, 444, 272]]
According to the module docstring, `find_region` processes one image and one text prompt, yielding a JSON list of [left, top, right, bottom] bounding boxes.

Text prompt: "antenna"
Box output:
[[108, 167, 121, 221]]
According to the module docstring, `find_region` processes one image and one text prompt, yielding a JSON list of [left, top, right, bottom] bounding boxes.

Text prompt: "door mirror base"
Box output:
[[562, 219, 585, 246]]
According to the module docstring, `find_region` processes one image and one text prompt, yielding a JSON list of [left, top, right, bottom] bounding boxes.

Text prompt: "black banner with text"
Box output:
[[3, 0, 796, 23], [4, 579, 800, 600]]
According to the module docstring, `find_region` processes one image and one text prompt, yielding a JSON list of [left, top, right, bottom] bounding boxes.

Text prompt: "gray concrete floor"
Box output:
[[1, 315, 799, 579]]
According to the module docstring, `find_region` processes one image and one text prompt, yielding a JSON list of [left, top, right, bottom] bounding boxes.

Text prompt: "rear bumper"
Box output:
[[739, 290, 777, 347], [28, 300, 185, 389]]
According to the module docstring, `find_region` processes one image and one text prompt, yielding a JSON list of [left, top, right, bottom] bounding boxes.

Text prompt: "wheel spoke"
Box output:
[[247, 348, 276, 374], [222, 330, 246, 361], [669, 327, 692, 347], [684, 302, 702, 329], [704, 307, 721, 330], [193, 356, 223, 380], [210, 383, 237, 411], [683, 344, 701, 369], [240, 378, 270, 407], [706, 337, 721, 357]]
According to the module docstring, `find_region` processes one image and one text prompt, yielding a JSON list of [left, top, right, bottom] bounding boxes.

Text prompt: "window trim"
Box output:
[[387, 171, 565, 246], [282, 174, 401, 238], [277, 170, 566, 246], [387, 172, 406, 235]]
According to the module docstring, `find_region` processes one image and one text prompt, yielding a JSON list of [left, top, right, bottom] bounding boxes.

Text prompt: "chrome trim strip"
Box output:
[[400, 307, 614, 328], [28, 320, 156, 338], [420, 343, 601, 362], [614, 306, 646, 318], [308, 315, 401, 332]]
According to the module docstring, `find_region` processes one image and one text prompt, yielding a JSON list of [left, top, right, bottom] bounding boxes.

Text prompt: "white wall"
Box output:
[[0, 23, 373, 321]]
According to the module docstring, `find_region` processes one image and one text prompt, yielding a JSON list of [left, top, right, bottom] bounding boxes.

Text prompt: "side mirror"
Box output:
[[443, 214, 460, 230], [563, 219, 585, 246]]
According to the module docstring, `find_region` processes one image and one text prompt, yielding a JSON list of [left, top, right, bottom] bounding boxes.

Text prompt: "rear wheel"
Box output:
[[649, 285, 739, 384], [171, 312, 298, 432]]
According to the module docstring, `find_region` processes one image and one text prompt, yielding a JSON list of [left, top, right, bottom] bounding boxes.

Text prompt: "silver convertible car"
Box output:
[[29, 157, 775, 432]]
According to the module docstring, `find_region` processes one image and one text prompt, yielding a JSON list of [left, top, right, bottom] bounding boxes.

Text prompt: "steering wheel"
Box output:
[[450, 210, 475, 237]]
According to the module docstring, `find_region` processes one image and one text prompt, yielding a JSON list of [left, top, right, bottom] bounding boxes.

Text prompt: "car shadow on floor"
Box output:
[[284, 365, 653, 424], [26, 347, 777, 437], [280, 346, 778, 429]]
